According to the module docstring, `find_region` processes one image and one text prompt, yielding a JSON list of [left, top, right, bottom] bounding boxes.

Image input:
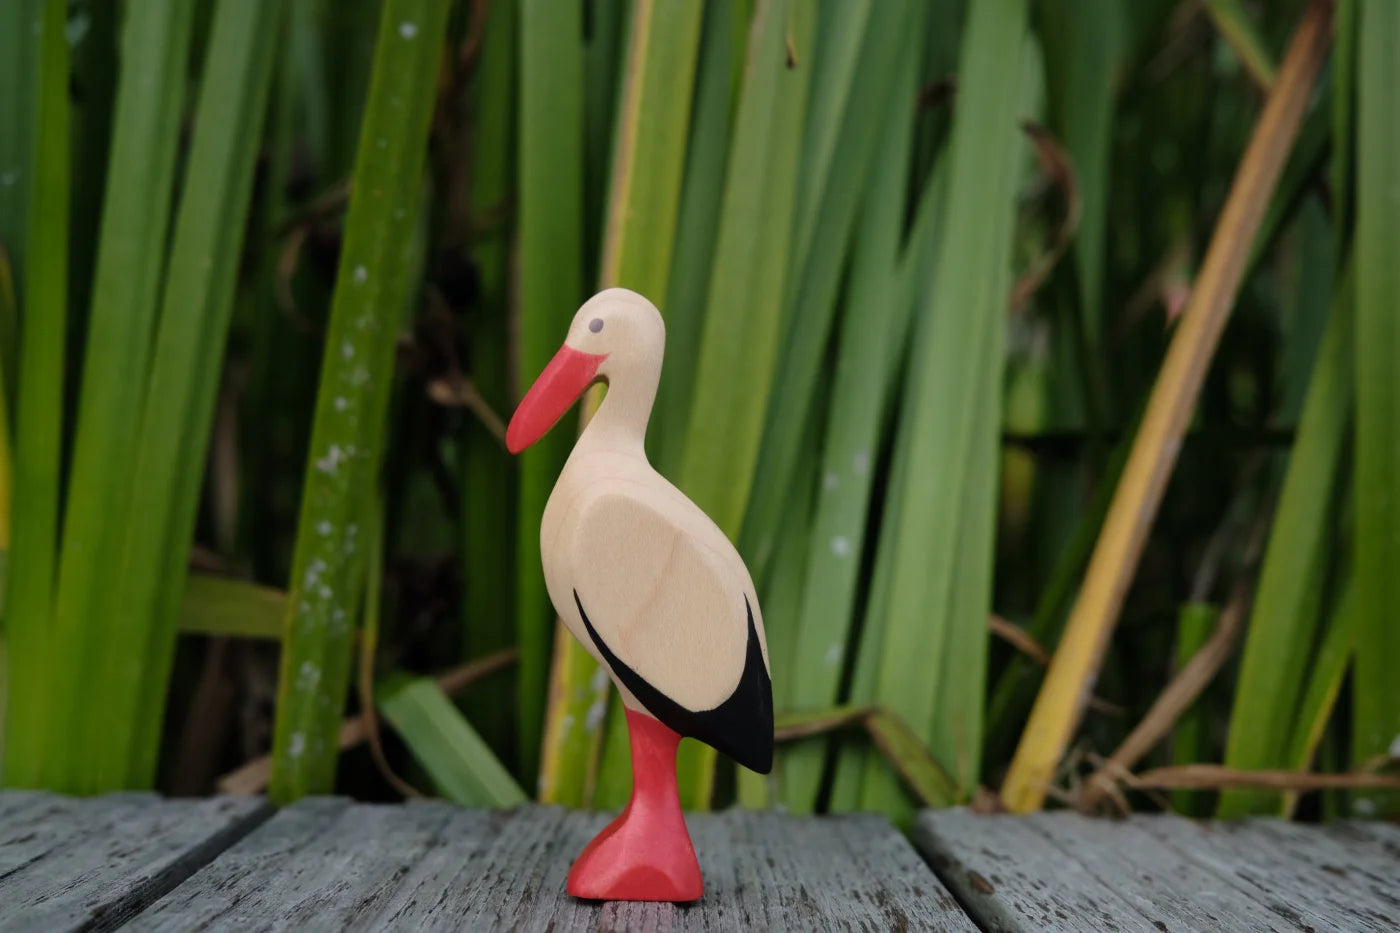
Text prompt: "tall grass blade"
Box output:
[[0, 258, 12, 548], [270, 0, 451, 802], [777, 14, 923, 812], [101, 0, 284, 789], [0, 0, 39, 349], [857, 0, 1028, 819], [740, 409, 820, 807], [67, 0, 117, 336], [1202, 0, 1280, 90], [828, 159, 948, 811], [2, 0, 69, 789], [540, 0, 705, 807], [1038, 0, 1122, 415], [1331, 0, 1357, 264], [459, 0, 517, 760], [1282, 565, 1355, 817], [596, 0, 703, 297], [1171, 602, 1217, 816], [788, 0, 873, 275], [583, 0, 626, 277], [738, 0, 910, 581], [673, 0, 815, 809], [652, 0, 748, 471], [515, 0, 585, 787], [1218, 269, 1352, 817], [44, 0, 197, 794], [828, 363, 914, 812], [1002, 0, 1334, 813], [1350, 0, 1400, 818]]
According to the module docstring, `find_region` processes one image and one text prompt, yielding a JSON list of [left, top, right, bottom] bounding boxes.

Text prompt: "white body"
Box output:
[[537, 289, 770, 716]]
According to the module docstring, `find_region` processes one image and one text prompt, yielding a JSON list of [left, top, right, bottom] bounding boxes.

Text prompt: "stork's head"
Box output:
[[506, 288, 665, 454]]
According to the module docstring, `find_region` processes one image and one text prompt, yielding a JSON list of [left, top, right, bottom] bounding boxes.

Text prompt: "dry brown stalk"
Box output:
[[1078, 580, 1250, 810], [1125, 764, 1400, 792]]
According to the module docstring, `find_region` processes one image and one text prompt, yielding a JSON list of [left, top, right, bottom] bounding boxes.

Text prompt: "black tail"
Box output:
[[575, 590, 774, 774]]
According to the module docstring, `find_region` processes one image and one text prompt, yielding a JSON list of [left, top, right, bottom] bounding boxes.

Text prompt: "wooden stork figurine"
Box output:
[[506, 288, 774, 902]]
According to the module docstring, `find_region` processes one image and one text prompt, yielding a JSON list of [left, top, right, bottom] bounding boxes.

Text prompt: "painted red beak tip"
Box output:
[[505, 344, 607, 454]]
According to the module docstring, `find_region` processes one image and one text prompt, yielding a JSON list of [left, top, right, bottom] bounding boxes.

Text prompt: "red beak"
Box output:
[[507, 345, 607, 454]]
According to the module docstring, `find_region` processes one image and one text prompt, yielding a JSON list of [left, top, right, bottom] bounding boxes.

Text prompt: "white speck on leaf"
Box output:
[[399, 21, 417, 39], [316, 520, 333, 536], [303, 558, 327, 588], [585, 698, 608, 731], [1389, 734, 1400, 759], [590, 667, 609, 692], [315, 444, 345, 474], [318, 584, 332, 600], [298, 662, 320, 689], [350, 366, 370, 386], [333, 396, 348, 411], [825, 642, 842, 666], [823, 471, 839, 492], [1, 171, 16, 187], [852, 449, 871, 476], [341, 340, 354, 360], [830, 535, 852, 557], [352, 264, 367, 284], [561, 714, 575, 733], [288, 732, 305, 758]]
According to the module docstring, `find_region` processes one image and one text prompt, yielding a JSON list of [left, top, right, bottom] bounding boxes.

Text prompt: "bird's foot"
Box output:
[[566, 805, 703, 902]]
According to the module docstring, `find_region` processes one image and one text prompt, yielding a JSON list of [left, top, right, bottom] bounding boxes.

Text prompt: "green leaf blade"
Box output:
[[270, 0, 452, 804], [1351, 0, 1400, 818]]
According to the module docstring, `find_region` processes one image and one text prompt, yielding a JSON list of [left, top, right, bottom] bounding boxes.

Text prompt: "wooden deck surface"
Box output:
[[0, 792, 1395, 931]]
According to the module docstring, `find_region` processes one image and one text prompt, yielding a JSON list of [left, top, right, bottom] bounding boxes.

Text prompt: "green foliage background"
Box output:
[[0, 0, 1394, 821]]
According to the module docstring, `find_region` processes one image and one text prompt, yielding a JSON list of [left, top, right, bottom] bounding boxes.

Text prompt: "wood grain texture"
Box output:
[[921, 808, 1400, 933], [8, 791, 1393, 931], [0, 792, 270, 932], [914, 808, 1162, 933], [1133, 814, 1398, 933], [1026, 812, 1299, 932], [1329, 818, 1400, 856], [131, 800, 975, 931]]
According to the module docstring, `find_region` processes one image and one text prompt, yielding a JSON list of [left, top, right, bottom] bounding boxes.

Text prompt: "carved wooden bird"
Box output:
[[507, 287, 773, 902]]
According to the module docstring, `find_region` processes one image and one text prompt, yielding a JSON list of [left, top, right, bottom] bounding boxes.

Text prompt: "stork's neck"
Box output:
[[578, 357, 659, 456]]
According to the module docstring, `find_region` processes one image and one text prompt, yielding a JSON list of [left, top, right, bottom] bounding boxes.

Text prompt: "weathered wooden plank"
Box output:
[[913, 808, 1162, 933], [0, 792, 271, 933], [128, 797, 499, 930], [134, 802, 974, 931], [0, 792, 87, 880], [1134, 815, 1397, 933], [1330, 819, 1400, 859], [1242, 819, 1400, 917], [1027, 812, 1298, 933], [0, 789, 55, 822]]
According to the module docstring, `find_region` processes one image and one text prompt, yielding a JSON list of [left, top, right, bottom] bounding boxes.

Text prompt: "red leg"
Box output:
[[566, 709, 703, 901]]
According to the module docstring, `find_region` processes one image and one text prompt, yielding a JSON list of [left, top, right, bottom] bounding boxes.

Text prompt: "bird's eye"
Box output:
[[589, 317, 604, 333]]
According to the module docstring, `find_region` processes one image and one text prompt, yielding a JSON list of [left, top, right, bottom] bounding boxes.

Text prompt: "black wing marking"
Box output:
[[574, 589, 773, 775]]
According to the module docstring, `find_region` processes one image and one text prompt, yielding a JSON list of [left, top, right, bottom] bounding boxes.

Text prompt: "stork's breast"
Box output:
[[572, 491, 749, 712]]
